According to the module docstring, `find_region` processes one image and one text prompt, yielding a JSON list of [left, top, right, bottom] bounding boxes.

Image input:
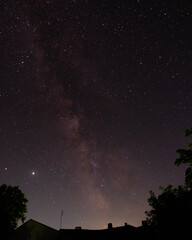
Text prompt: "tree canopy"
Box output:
[[175, 128, 192, 187], [0, 184, 28, 235], [145, 128, 192, 238]]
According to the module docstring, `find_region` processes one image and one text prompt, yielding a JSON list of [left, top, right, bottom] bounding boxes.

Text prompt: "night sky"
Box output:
[[1, 0, 192, 230]]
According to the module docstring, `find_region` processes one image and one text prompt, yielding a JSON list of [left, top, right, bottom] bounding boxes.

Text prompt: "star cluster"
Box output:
[[0, 0, 192, 229]]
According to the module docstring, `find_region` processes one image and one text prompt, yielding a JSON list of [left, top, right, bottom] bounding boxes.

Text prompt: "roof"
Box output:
[[11, 220, 157, 240], [58, 224, 137, 240], [19, 219, 57, 231], [11, 219, 58, 240]]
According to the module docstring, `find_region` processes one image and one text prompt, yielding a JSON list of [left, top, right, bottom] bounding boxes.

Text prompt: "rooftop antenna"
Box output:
[[60, 210, 63, 229]]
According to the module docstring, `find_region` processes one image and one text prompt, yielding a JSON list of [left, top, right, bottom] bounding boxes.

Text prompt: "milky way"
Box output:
[[1, 0, 192, 229]]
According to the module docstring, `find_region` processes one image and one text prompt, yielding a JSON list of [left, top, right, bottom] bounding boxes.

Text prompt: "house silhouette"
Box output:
[[11, 219, 157, 240], [11, 219, 58, 240]]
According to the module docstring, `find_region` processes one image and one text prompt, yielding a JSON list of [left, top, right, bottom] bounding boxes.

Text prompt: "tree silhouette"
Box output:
[[145, 128, 192, 238], [175, 128, 192, 187], [0, 184, 28, 236]]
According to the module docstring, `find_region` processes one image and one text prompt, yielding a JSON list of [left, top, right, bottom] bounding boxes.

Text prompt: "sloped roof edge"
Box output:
[[17, 219, 58, 232]]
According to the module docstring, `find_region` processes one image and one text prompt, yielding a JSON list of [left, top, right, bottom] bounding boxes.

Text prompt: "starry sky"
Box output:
[[1, 0, 192, 230]]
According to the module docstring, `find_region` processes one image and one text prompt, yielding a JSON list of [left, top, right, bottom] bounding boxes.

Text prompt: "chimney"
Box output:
[[108, 223, 113, 229]]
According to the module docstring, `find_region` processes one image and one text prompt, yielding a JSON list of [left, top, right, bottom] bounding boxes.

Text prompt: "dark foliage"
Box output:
[[175, 128, 192, 187], [145, 128, 192, 237], [0, 184, 28, 236]]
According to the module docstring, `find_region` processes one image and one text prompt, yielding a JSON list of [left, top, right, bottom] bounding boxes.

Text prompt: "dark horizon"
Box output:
[[12, 219, 154, 240], [1, 0, 192, 230], [20, 218, 136, 230]]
